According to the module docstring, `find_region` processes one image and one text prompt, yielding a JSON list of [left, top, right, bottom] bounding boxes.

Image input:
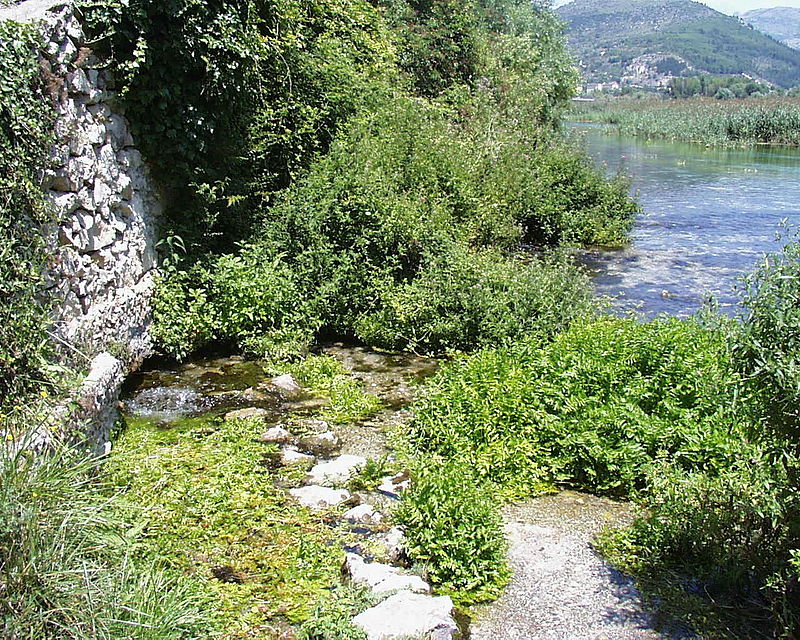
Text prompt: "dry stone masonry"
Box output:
[[36, 2, 161, 368], [1, 0, 164, 450]]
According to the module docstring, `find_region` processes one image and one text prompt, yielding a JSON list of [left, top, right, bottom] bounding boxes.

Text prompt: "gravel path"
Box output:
[[470, 492, 696, 640]]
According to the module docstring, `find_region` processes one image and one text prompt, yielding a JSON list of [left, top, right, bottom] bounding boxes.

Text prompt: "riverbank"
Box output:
[[571, 97, 800, 147]]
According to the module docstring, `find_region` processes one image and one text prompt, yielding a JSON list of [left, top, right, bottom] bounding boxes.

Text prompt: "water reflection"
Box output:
[[568, 124, 800, 317]]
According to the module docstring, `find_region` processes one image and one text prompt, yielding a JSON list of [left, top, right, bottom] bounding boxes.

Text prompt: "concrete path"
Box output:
[[470, 492, 695, 640]]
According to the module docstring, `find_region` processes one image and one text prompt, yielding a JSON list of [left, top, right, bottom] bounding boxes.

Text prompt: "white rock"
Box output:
[[345, 553, 429, 595], [308, 454, 366, 487], [298, 429, 340, 456], [261, 425, 293, 443], [343, 504, 384, 524], [289, 485, 350, 511], [280, 447, 313, 465], [352, 591, 458, 640], [269, 373, 301, 395]]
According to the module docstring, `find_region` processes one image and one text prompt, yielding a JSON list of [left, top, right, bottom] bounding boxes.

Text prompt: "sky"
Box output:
[[552, 0, 800, 14]]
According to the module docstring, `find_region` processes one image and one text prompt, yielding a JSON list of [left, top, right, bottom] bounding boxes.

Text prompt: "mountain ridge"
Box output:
[[743, 6, 800, 50], [557, 0, 800, 88]]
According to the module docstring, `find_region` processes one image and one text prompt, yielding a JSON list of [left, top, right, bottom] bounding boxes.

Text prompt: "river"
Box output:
[[570, 124, 800, 317]]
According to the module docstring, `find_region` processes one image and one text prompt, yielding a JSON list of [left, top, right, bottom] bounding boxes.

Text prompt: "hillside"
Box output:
[[743, 6, 800, 50], [557, 0, 800, 88]]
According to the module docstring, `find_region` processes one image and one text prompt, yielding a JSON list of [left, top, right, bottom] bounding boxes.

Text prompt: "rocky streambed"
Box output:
[[120, 345, 682, 640]]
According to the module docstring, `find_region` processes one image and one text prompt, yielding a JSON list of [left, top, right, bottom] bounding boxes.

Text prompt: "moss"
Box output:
[[106, 414, 347, 636]]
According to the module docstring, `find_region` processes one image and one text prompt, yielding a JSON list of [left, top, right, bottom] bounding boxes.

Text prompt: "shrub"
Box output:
[[356, 246, 597, 352], [601, 453, 800, 637], [732, 233, 800, 441], [409, 316, 742, 496], [395, 459, 510, 604]]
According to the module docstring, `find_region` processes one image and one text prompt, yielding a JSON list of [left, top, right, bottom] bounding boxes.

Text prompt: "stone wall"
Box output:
[[35, 2, 162, 370], [1, 0, 163, 450]]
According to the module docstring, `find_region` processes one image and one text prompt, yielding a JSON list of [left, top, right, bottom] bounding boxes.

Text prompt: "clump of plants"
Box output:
[[409, 315, 742, 497], [0, 21, 55, 400], [395, 459, 510, 604], [0, 418, 208, 640]]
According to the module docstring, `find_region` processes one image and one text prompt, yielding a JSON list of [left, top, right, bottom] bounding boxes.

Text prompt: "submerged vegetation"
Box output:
[[572, 96, 800, 146]]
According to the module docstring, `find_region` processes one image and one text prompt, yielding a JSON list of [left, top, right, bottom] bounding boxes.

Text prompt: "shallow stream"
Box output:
[[571, 124, 800, 317]]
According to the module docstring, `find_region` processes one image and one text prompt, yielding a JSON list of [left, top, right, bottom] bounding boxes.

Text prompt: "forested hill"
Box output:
[[743, 6, 800, 50], [557, 0, 800, 88]]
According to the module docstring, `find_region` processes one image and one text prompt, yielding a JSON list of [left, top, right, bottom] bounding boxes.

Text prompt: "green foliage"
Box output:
[[153, 90, 635, 358], [298, 585, 373, 640], [356, 246, 598, 352], [601, 452, 800, 638], [287, 355, 382, 423], [0, 425, 207, 639], [732, 231, 800, 441], [395, 459, 510, 604], [0, 21, 55, 400], [410, 316, 742, 497], [84, 0, 398, 248]]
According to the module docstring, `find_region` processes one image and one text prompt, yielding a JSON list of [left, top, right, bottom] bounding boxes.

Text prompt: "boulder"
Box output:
[[308, 454, 366, 487], [352, 591, 459, 640], [289, 485, 350, 511], [379, 526, 408, 565], [261, 425, 293, 443], [344, 553, 429, 595], [269, 373, 302, 396], [298, 430, 340, 456]]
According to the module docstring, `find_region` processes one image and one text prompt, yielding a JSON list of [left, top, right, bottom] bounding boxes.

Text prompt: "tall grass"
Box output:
[[572, 97, 800, 146], [0, 410, 207, 639]]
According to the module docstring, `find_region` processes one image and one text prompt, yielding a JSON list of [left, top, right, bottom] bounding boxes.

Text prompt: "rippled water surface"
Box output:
[[571, 124, 800, 316]]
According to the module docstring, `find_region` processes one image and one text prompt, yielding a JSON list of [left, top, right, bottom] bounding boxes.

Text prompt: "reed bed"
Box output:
[[572, 97, 800, 146]]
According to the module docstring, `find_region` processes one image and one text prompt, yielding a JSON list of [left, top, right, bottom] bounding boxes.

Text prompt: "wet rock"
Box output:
[[345, 553, 429, 595], [298, 430, 341, 456], [225, 407, 269, 421], [269, 373, 302, 397], [261, 425, 293, 444], [290, 485, 351, 511], [343, 504, 384, 525], [308, 454, 366, 487], [352, 591, 459, 640], [280, 446, 314, 466], [377, 470, 411, 499], [241, 387, 270, 402]]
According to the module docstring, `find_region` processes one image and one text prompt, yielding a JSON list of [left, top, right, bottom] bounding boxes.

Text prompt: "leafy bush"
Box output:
[[409, 316, 742, 496], [85, 0, 398, 248], [356, 246, 597, 352], [395, 459, 510, 604], [0, 427, 207, 639], [601, 453, 800, 638], [299, 585, 373, 640], [733, 233, 800, 441]]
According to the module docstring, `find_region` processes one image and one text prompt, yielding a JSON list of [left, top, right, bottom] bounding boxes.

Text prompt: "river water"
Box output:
[[571, 124, 800, 317]]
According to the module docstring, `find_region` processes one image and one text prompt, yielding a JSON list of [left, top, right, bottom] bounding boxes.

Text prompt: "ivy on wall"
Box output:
[[0, 20, 55, 401]]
